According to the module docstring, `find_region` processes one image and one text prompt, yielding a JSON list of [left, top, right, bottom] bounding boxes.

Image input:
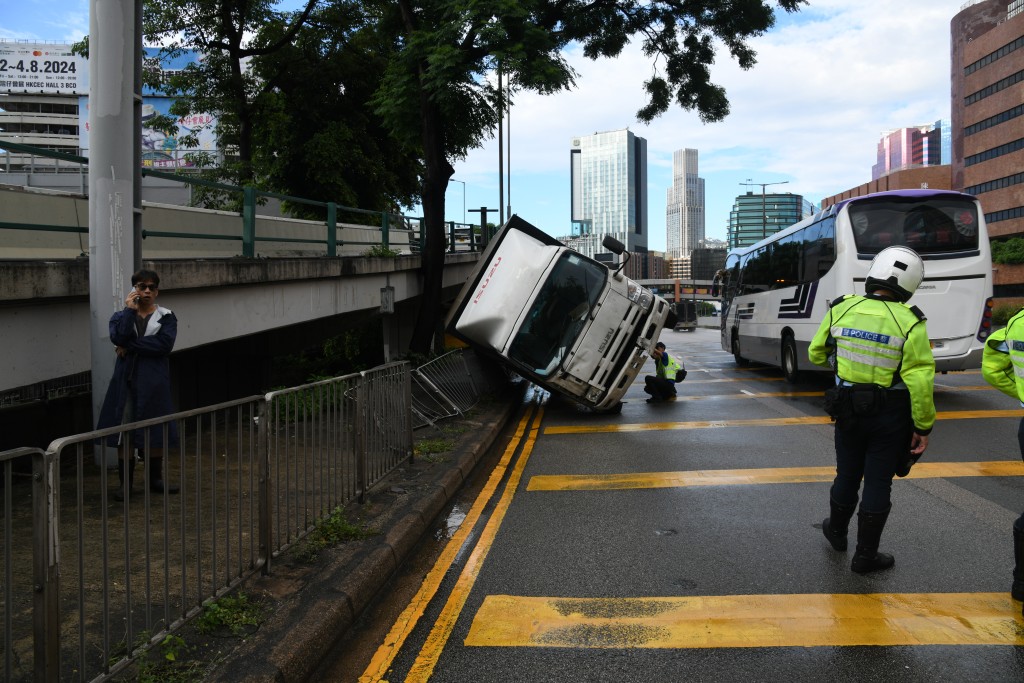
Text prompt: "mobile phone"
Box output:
[[127, 288, 141, 304]]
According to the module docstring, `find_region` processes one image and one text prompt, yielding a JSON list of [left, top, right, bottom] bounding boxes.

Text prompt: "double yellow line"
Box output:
[[360, 404, 544, 683]]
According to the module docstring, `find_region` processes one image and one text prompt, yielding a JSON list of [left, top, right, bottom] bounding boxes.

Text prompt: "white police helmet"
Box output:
[[865, 246, 924, 302]]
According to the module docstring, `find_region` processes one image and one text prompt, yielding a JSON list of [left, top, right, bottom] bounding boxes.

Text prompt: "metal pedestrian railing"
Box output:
[[0, 352, 479, 682]]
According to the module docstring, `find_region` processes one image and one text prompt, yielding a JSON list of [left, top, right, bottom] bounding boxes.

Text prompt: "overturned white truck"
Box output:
[[445, 216, 675, 412]]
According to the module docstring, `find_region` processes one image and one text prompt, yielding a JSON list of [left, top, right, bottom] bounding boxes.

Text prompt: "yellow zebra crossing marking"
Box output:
[[543, 410, 1024, 435], [526, 461, 1024, 492], [465, 593, 1024, 648]]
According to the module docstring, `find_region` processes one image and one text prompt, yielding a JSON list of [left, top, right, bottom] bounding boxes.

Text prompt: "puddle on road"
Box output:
[[435, 503, 467, 540]]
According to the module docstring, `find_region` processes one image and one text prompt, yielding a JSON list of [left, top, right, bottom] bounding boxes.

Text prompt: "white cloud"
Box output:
[[0, 0, 89, 43], [453, 0, 966, 247]]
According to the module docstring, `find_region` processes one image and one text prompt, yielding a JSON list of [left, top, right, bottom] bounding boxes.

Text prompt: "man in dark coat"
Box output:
[[97, 269, 179, 500]]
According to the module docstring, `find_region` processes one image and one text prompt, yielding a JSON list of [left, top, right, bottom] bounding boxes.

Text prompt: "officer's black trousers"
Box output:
[[831, 390, 914, 514], [644, 375, 676, 400], [1016, 417, 1024, 532]]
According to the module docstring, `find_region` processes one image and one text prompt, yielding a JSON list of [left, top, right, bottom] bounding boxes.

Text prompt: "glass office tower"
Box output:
[[727, 192, 815, 249], [665, 148, 705, 259], [569, 129, 648, 258]]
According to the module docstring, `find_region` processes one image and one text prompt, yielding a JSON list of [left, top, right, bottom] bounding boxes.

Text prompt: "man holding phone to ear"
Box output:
[[97, 269, 180, 501]]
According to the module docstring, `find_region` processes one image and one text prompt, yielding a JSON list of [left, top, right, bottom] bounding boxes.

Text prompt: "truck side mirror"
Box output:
[[602, 236, 625, 254], [601, 236, 630, 275]]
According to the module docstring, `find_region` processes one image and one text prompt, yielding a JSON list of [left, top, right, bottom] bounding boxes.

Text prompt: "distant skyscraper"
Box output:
[[665, 148, 705, 259], [871, 121, 946, 180], [727, 193, 815, 249], [569, 128, 648, 259]]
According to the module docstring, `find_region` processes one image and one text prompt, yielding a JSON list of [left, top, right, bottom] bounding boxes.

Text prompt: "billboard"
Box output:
[[0, 42, 88, 95], [79, 96, 219, 169]]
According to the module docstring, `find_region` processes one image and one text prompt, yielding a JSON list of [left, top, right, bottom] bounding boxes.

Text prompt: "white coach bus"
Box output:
[[712, 189, 994, 382]]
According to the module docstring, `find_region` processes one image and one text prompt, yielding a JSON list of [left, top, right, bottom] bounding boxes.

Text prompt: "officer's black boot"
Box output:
[[822, 498, 857, 551], [851, 507, 895, 574], [148, 457, 179, 494], [112, 458, 135, 502], [1012, 523, 1024, 601]]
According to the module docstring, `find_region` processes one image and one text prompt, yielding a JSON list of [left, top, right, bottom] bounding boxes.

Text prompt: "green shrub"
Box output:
[[365, 243, 401, 257], [991, 237, 1024, 264], [992, 303, 1022, 326]]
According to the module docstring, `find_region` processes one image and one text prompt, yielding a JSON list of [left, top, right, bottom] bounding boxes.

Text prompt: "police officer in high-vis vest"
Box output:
[[808, 246, 935, 574], [981, 308, 1024, 609]]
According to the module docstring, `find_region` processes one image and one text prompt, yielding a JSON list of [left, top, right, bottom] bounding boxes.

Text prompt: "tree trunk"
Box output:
[[409, 95, 453, 355]]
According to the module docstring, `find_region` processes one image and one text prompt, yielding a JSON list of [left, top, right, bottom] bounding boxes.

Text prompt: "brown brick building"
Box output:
[[954, 0, 1024, 298]]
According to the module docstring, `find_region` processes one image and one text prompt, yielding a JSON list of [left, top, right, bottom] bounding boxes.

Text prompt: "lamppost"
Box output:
[[740, 179, 789, 240], [449, 178, 466, 224]]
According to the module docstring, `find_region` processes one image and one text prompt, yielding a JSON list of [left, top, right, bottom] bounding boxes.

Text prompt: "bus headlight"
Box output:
[[627, 281, 654, 311]]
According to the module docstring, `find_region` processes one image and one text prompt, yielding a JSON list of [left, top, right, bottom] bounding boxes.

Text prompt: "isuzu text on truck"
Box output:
[[446, 216, 675, 411]]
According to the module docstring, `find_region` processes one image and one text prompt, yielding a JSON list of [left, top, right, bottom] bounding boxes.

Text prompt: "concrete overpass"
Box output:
[[0, 184, 481, 411]]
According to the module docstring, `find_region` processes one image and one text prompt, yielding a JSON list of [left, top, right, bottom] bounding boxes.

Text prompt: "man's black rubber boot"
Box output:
[[822, 498, 857, 551], [148, 457, 180, 494], [1012, 524, 1024, 600], [113, 458, 135, 502], [851, 507, 895, 574]]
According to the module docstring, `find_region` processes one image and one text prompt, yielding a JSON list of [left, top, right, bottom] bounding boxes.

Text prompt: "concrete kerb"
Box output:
[[206, 392, 519, 683]]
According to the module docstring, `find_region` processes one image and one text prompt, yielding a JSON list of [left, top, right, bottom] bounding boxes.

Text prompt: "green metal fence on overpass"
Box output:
[[0, 140, 492, 258]]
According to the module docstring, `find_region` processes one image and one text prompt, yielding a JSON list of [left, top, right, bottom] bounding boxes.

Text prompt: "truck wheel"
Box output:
[[732, 333, 750, 368], [782, 335, 800, 384]]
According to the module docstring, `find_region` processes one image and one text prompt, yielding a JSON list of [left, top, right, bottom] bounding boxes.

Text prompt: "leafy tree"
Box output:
[[143, 0, 318, 195], [367, 0, 807, 354], [250, 3, 422, 219]]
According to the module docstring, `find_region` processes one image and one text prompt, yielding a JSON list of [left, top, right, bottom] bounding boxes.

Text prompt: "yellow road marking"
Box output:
[[403, 408, 544, 682], [464, 593, 1024, 648], [527, 461, 1024, 492], [544, 409, 1024, 435], [359, 406, 537, 683]]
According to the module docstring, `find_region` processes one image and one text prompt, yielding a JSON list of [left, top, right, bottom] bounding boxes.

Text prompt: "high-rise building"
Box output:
[[952, 0, 1024, 262], [665, 148, 705, 259], [727, 192, 815, 249], [871, 121, 947, 180], [569, 128, 648, 259]]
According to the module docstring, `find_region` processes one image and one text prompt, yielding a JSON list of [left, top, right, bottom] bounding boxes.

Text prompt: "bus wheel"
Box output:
[[782, 335, 800, 384], [732, 333, 750, 368]]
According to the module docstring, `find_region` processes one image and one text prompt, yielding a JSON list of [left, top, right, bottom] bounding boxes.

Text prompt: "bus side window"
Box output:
[[813, 218, 836, 277]]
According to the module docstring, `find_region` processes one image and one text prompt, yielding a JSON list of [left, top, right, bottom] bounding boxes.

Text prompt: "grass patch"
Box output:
[[195, 593, 266, 636], [297, 506, 376, 561], [415, 437, 455, 462]]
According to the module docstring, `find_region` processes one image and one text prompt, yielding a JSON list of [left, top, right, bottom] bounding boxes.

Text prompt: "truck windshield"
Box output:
[[508, 252, 607, 377]]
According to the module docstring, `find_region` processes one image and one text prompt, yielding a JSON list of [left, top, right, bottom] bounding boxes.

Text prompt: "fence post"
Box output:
[[326, 202, 337, 257], [380, 211, 390, 250], [355, 378, 367, 503], [32, 449, 60, 680], [242, 186, 256, 257], [448, 221, 455, 253], [256, 399, 272, 575], [403, 364, 415, 463]]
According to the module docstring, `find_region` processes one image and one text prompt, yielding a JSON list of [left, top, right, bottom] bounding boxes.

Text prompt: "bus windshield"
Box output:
[[849, 195, 980, 256], [508, 252, 606, 377]]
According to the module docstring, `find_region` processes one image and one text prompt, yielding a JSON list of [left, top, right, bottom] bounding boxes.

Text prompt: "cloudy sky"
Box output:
[[2, 0, 968, 249]]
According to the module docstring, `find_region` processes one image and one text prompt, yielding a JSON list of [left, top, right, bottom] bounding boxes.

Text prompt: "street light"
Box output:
[[449, 178, 466, 224], [740, 179, 789, 240]]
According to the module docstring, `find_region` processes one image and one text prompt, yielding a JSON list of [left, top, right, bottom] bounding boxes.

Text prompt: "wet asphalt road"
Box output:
[[345, 326, 1024, 682]]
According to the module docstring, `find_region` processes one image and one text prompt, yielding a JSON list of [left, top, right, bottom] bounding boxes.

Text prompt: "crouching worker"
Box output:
[[808, 246, 935, 574], [644, 342, 685, 404]]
